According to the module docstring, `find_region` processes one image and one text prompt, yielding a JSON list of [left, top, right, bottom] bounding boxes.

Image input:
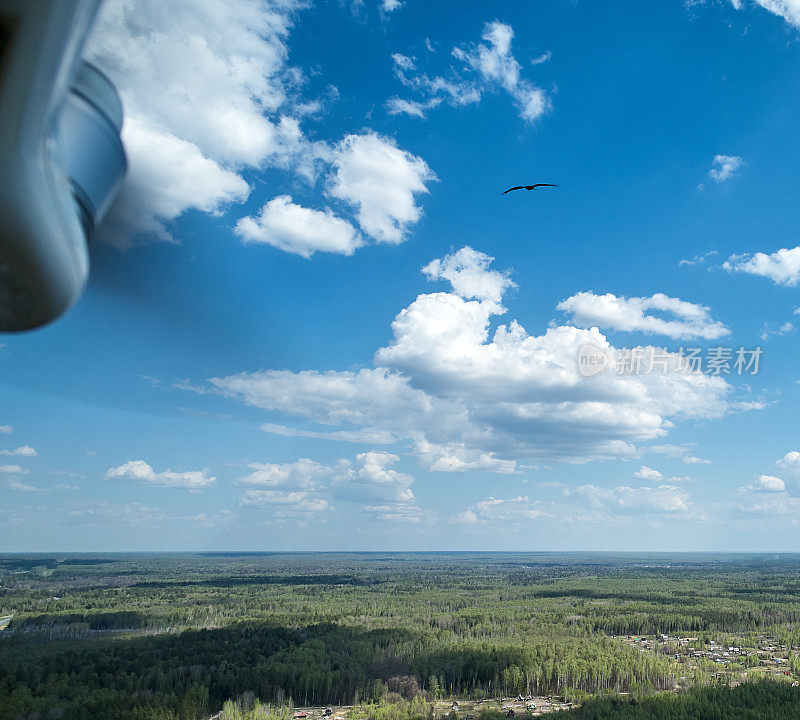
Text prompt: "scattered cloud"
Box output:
[[0, 464, 28, 474], [732, 452, 800, 516], [240, 488, 331, 514], [70, 501, 171, 526], [649, 444, 690, 458], [87, 1, 433, 255], [733, 491, 800, 517], [358, 503, 422, 523], [422, 245, 515, 308], [634, 465, 693, 484], [759, 320, 795, 341], [86, 0, 310, 245], [0, 425, 11, 434], [558, 291, 730, 340], [683, 455, 711, 465], [336, 450, 415, 503], [237, 451, 419, 520], [452, 495, 550, 524], [679, 250, 718, 267], [388, 21, 551, 121], [381, 0, 402, 15], [240, 458, 335, 490], [733, 472, 799, 517], [106, 460, 215, 490], [260, 423, 397, 444], [184, 510, 236, 527], [8, 479, 39, 492], [100, 116, 250, 245], [746, 474, 786, 493], [234, 130, 435, 253], [531, 51, 552, 66], [0, 446, 36, 457], [708, 154, 744, 183], [777, 451, 800, 476], [235, 195, 363, 257], [205, 246, 736, 466], [634, 465, 663, 481], [386, 97, 438, 118], [724, 246, 800, 286], [387, 53, 482, 118], [453, 21, 551, 121], [327, 132, 435, 244], [728, 0, 800, 28], [567, 483, 692, 514], [455, 481, 694, 526], [416, 439, 518, 474]]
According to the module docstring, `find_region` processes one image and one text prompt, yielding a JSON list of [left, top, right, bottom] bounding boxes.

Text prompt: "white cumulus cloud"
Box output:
[[634, 465, 663, 481], [236, 451, 418, 519], [558, 292, 730, 340], [708, 154, 744, 183], [334, 450, 415, 503], [747, 474, 786, 493], [240, 458, 335, 489], [724, 246, 800, 286], [568, 483, 692, 514], [452, 495, 550, 524], [381, 0, 403, 14], [0, 464, 28, 474], [205, 246, 737, 467], [240, 489, 330, 514], [423, 245, 515, 308], [106, 460, 215, 490], [8, 479, 39, 492], [185, 510, 236, 526], [327, 132, 435, 244], [0, 446, 36, 457], [728, 0, 800, 28], [235, 195, 363, 257], [777, 451, 800, 476], [87, 0, 434, 255], [86, 0, 306, 245]]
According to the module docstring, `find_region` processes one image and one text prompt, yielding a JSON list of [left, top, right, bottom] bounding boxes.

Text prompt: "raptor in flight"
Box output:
[[502, 183, 558, 194]]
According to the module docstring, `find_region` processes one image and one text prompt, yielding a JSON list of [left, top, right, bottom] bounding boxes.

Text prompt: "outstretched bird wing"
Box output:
[[529, 183, 558, 189], [502, 186, 527, 194]]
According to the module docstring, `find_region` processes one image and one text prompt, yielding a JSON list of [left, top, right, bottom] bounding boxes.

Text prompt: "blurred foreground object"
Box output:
[[0, 0, 126, 331]]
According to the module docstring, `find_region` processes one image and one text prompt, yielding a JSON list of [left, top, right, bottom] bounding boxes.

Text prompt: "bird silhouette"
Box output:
[[502, 183, 558, 194]]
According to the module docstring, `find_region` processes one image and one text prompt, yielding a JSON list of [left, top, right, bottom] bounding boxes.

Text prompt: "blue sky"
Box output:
[[5, 0, 800, 551]]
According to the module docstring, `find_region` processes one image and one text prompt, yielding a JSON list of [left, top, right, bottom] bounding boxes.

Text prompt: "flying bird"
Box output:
[[502, 183, 558, 194]]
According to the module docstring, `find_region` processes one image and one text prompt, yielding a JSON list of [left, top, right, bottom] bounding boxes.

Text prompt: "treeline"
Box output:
[[0, 621, 674, 719], [210, 683, 800, 720], [11, 610, 150, 631], [548, 680, 800, 719]]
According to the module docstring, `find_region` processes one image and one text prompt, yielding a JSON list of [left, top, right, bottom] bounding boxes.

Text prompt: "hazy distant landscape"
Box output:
[[4, 552, 800, 719]]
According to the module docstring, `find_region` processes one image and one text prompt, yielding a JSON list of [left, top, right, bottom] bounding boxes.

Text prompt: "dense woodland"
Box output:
[[3, 552, 800, 719], [548, 681, 800, 719]]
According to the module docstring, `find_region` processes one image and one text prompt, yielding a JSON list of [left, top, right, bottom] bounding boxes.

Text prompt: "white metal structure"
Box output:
[[0, 0, 126, 331]]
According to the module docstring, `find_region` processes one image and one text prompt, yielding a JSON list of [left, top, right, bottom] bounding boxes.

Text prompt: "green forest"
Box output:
[[3, 552, 800, 719]]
